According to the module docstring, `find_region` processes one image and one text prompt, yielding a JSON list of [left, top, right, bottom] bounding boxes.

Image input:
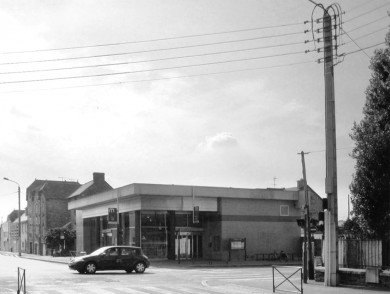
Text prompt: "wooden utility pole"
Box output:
[[323, 11, 339, 286]]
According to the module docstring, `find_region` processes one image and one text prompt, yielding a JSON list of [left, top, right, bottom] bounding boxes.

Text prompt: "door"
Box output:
[[119, 247, 136, 269], [99, 248, 120, 270], [175, 232, 202, 260]]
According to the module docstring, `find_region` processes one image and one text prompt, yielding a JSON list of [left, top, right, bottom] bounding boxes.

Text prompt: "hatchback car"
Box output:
[[68, 246, 150, 274]]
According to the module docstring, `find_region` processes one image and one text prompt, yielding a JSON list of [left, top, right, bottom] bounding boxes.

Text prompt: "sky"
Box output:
[[1, 0, 389, 223]]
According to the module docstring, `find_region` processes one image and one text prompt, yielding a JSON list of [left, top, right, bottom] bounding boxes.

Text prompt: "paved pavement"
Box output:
[[1, 251, 388, 293]]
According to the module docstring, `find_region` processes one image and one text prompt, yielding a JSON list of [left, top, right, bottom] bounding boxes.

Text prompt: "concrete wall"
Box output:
[[315, 267, 390, 288], [219, 198, 301, 260]]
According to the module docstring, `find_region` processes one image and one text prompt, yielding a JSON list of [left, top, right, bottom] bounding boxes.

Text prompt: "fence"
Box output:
[[272, 266, 303, 294], [255, 253, 301, 262], [338, 239, 382, 268]]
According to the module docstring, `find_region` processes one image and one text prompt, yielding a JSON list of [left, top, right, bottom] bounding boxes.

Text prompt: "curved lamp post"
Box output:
[[3, 177, 21, 257]]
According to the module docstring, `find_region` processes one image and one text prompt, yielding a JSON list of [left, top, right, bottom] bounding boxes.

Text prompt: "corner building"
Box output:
[[69, 182, 320, 261]]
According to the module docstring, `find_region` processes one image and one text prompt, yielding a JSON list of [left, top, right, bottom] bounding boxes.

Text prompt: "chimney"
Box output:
[[93, 172, 105, 184]]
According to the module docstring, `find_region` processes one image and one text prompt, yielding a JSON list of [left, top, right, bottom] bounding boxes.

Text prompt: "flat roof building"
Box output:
[[68, 180, 322, 261]]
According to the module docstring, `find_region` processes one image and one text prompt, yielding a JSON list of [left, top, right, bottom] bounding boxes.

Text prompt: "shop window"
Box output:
[[175, 213, 188, 227], [102, 216, 108, 230], [140, 211, 168, 259], [141, 212, 155, 227]]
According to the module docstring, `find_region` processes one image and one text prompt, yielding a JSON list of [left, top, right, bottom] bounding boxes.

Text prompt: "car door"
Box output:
[[99, 248, 120, 270], [119, 247, 133, 269]]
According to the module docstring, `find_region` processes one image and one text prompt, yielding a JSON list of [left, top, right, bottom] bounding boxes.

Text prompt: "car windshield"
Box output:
[[90, 247, 110, 255]]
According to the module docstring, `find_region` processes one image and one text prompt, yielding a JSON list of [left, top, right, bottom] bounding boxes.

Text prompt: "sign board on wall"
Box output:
[[230, 238, 245, 250], [108, 208, 118, 224]]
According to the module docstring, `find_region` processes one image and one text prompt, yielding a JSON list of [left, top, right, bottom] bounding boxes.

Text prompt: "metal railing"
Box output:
[[272, 266, 302, 294], [17, 267, 26, 294]]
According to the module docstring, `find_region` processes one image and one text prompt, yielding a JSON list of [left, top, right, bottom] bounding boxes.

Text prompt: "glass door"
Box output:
[[175, 231, 203, 260]]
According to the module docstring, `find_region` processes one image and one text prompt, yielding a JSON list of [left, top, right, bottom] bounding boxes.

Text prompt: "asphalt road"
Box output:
[[0, 254, 279, 294], [1, 254, 385, 294]]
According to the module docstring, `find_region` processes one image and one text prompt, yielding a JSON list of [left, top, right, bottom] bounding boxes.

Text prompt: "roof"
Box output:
[[68, 180, 94, 198], [61, 221, 72, 229], [26, 180, 81, 200]]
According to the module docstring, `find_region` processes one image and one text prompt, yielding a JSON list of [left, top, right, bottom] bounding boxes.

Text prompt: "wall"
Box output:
[[219, 198, 301, 260], [47, 198, 70, 229], [315, 267, 390, 288]]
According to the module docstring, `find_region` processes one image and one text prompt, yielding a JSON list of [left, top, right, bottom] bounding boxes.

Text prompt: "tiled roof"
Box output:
[[68, 180, 94, 198]]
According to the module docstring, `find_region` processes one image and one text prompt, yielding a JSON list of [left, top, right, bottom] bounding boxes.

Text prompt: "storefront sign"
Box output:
[[108, 208, 118, 224]]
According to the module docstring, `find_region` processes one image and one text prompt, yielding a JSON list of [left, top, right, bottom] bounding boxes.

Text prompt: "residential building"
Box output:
[[68, 178, 323, 261], [0, 220, 9, 251], [1, 210, 24, 252], [26, 179, 81, 255], [20, 212, 28, 253]]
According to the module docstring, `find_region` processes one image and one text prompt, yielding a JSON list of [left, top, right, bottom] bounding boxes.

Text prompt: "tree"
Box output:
[[338, 217, 370, 239], [349, 32, 390, 241], [44, 227, 76, 253]]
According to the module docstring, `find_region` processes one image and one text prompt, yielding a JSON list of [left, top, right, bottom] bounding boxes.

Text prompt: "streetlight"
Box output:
[[3, 177, 21, 257]]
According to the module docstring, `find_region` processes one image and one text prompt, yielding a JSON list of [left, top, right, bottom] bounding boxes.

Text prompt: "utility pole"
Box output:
[[323, 11, 339, 286], [299, 151, 314, 281]]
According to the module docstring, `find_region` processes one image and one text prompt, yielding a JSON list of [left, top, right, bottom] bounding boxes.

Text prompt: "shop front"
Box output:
[[69, 182, 309, 261], [82, 209, 208, 260]]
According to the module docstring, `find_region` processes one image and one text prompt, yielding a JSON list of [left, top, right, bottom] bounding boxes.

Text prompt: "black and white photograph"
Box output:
[[1, 1, 390, 293]]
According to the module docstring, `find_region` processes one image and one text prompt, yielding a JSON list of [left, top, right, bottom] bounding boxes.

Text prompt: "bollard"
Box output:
[[17, 267, 26, 294]]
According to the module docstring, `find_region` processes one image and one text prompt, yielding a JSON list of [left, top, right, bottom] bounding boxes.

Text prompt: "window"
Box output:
[[280, 205, 289, 216], [107, 248, 119, 256]]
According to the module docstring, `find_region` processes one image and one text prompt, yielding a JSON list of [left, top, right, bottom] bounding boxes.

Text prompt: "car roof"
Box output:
[[102, 245, 141, 249]]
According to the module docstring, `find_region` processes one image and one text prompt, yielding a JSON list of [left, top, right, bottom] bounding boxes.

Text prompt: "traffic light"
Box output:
[[317, 211, 325, 232], [296, 218, 305, 228], [310, 218, 318, 232], [322, 198, 328, 210], [193, 206, 199, 223]]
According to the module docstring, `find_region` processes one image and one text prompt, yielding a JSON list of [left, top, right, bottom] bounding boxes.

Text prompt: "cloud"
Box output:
[[198, 132, 238, 152]]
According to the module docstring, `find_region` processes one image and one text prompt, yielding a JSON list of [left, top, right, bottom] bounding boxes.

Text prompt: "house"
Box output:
[[1, 210, 24, 252], [26, 179, 81, 255]]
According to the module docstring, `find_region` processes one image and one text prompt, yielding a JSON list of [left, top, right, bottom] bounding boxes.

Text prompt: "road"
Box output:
[[0, 254, 281, 294], [2, 255, 381, 294]]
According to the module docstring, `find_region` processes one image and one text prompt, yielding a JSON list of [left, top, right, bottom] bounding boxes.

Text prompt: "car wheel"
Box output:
[[134, 262, 146, 273], [84, 262, 97, 274]]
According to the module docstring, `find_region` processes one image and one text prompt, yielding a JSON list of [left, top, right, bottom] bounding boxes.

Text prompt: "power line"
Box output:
[[305, 147, 354, 154], [0, 31, 306, 66], [0, 41, 306, 75], [348, 0, 380, 13], [342, 26, 389, 45], [342, 29, 371, 58], [0, 60, 314, 93], [345, 15, 389, 34], [0, 21, 308, 55], [0, 191, 18, 197], [0, 50, 307, 84], [342, 41, 386, 56], [344, 2, 390, 23]]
